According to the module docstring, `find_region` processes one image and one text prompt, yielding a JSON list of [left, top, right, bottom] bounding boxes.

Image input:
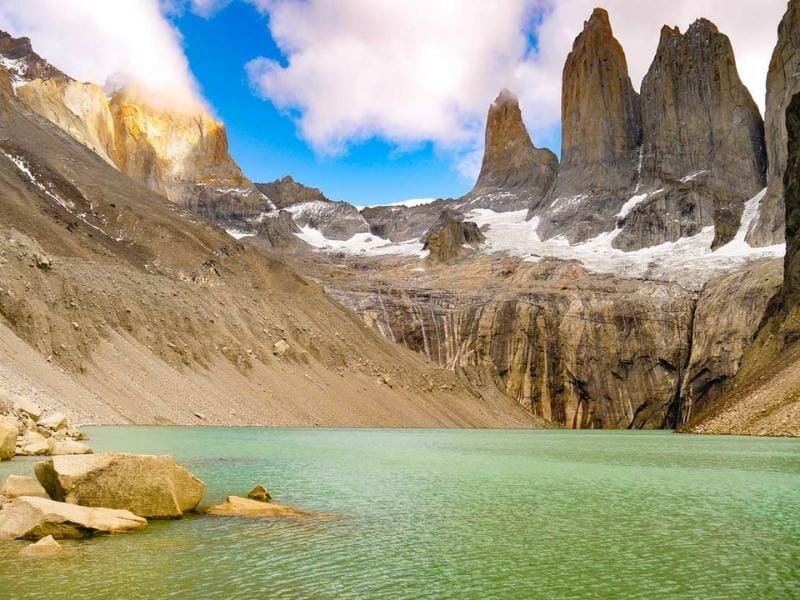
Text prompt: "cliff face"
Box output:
[[464, 90, 557, 211], [783, 92, 800, 309], [107, 91, 271, 227], [331, 253, 785, 430], [683, 93, 800, 436], [536, 8, 641, 243], [0, 30, 270, 231], [618, 20, 767, 251], [748, 0, 800, 247]]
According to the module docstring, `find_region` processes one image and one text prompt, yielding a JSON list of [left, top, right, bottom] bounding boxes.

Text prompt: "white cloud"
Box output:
[[247, 0, 786, 178], [0, 0, 204, 111], [247, 0, 536, 155]]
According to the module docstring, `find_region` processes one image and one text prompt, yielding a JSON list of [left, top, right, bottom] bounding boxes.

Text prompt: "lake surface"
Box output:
[[1, 428, 799, 599]]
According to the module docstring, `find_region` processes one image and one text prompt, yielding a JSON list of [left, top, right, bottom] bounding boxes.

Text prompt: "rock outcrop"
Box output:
[[256, 175, 330, 209], [35, 454, 205, 519], [617, 19, 767, 251], [19, 534, 65, 558], [537, 8, 641, 242], [0, 416, 15, 460], [748, 0, 800, 247], [207, 495, 328, 519], [0, 496, 146, 540], [422, 211, 484, 262], [464, 90, 557, 211], [0, 475, 49, 499], [247, 485, 271, 503], [285, 200, 369, 240], [254, 210, 306, 250], [361, 200, 450, 242]]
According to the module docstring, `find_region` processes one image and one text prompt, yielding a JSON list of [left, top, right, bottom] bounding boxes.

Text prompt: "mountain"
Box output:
[[0, 31, 272, 233], [462, 90, 557, 211], [535, 8, 642, 243], [0, 50, 530, 428], [1, 7, 796, 435], [747, 0, 800, 247], [615, 18, 766, 251]]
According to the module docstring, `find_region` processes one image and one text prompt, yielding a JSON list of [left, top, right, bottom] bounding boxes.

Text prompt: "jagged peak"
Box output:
[[493, 88, 518, 106], [586, 7, 612, 32]]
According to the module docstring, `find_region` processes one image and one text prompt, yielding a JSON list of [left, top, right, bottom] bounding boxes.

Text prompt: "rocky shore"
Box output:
[[1, 394, 90, 460], [0, 436, 329, 556]]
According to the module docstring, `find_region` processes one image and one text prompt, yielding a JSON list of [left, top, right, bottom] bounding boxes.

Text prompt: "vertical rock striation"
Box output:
[[783, 92, 800, 309], [616, 20, 766, 251], [464, 89, 557, 211], [748, 0, 800, 247], [536, 8, 641, 243]]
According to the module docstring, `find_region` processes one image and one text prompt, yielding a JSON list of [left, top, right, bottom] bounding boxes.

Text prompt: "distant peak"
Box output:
[[586, 7, 611, 31], [494, 89, 518, 105]]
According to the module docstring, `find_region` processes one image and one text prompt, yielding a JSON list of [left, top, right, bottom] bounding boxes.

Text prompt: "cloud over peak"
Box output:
[[247, 0, 786, 177], [0, 0, 204, 111]]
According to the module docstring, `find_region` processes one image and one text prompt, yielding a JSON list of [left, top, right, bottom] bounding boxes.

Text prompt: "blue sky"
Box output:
[[169, 2, 478, 206]]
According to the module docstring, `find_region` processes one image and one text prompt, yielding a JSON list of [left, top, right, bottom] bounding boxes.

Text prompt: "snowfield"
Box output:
[[466, 188, 784, 289]]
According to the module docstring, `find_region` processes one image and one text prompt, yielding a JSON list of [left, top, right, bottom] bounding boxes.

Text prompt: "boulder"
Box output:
[[47, 439, 92, 456], [0, 475, 49, 499], [247, 485, 271, 503], [38, 412, 68, 431], [207, 496, 329, 519], [273, 339, 290, 357], [19, 534, 64, 558], [0, 417, 16, 460], [16, 431, 50, 457], [0, 496, 146, 540], [34, 453, 205, 519], [13, 397, 41, 421]]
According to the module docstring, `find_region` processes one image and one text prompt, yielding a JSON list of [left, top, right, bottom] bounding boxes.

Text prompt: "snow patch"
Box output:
[[466, 188, 784, 289], [294, 225, 426, 257], [381, 197, 437, 208], [226, 229, 255, 240]]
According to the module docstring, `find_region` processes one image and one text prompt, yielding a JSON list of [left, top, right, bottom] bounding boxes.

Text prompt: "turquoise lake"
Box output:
[[1, 428, 799, 599]]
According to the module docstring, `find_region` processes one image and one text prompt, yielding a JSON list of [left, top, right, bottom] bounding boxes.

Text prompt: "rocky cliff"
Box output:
[[331, 258, 696, 429], [463, 90, 557, 211], [0, 30, 271, 232], [617, 19, 766, 251], [536, 8, 641, 243], [748, 0, 800, 247]]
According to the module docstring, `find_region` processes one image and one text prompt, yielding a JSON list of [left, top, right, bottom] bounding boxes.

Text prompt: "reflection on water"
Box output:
[[1, 428, 799, 599]]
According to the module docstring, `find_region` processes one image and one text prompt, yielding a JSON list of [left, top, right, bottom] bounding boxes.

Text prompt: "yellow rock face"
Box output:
[[16, 80, 254, 210], [17, 78, 116, 165], [108, 90, 249, 202]]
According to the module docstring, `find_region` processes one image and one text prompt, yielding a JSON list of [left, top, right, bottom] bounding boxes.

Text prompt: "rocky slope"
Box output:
[[748, 0, 800, 247], [462, 90, 557, 211], [0, 64, 533, 428], [683, 92, 800, 436], [535, 8, 641, 243]]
